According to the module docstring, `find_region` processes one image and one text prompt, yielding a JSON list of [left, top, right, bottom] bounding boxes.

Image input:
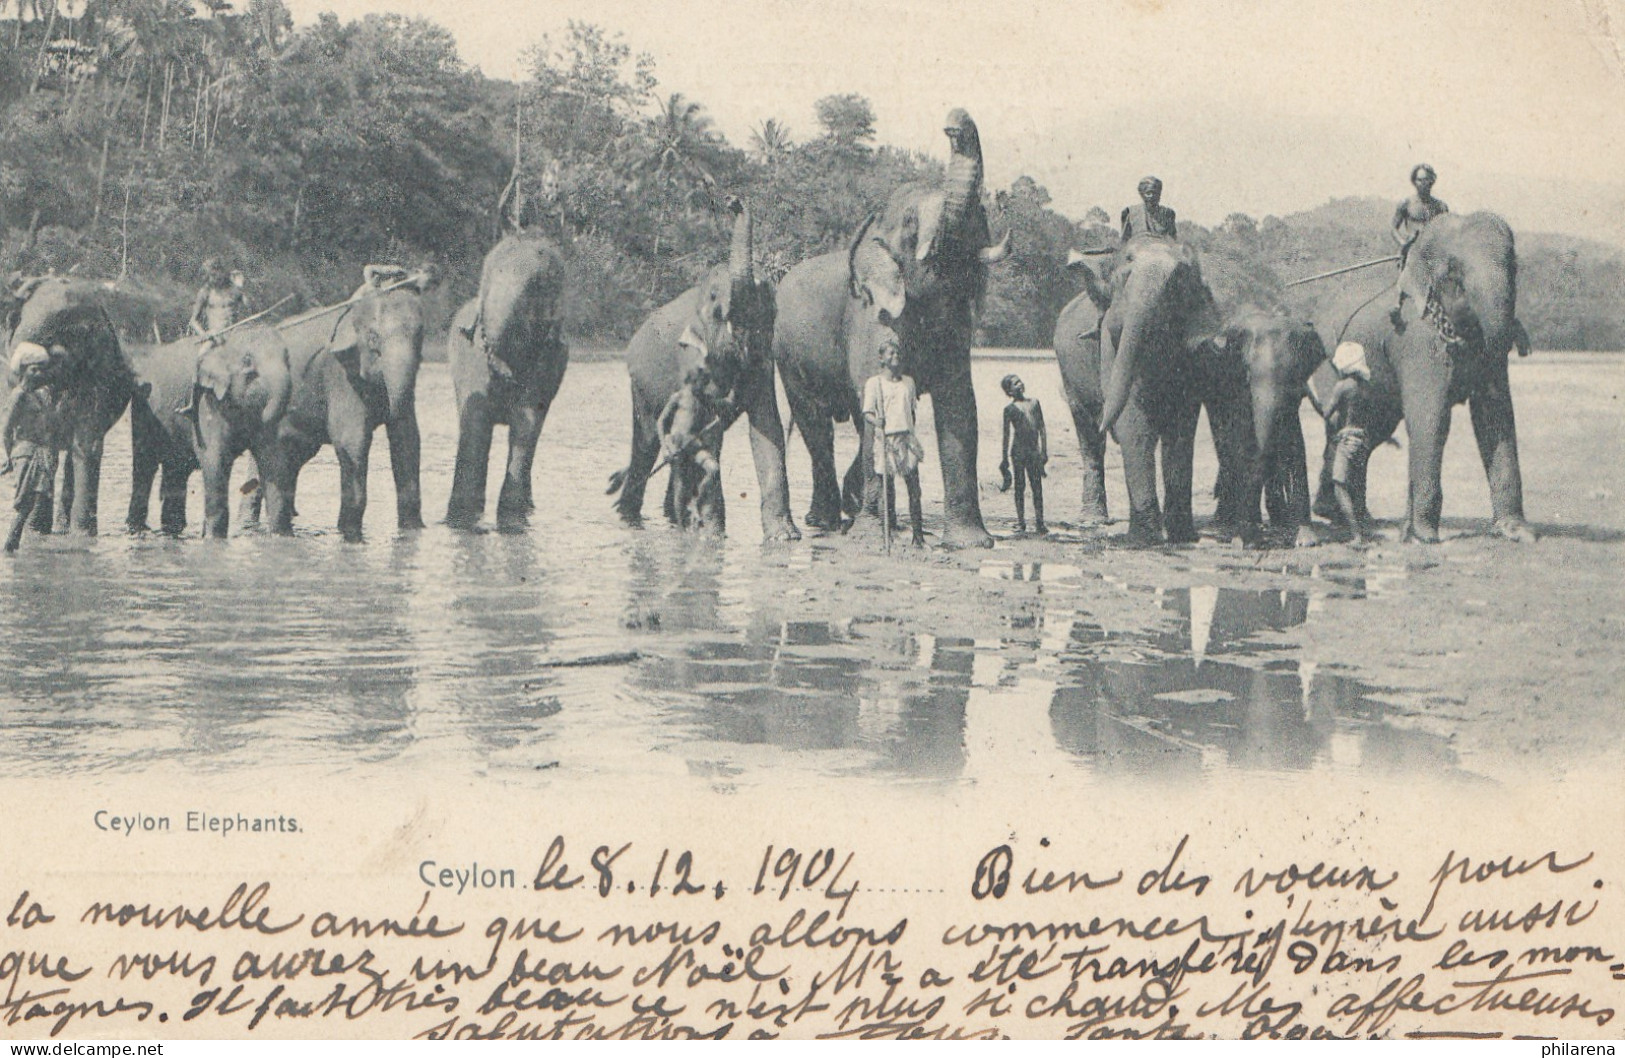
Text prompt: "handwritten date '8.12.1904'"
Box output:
[[3, 832, 1621, 1041]]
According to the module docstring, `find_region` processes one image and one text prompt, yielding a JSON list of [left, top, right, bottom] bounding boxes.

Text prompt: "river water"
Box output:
[[1, 354, 1607, 788]]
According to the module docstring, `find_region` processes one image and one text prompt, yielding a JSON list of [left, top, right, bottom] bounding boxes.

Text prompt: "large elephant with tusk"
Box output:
[[607, 198, 795, 540], [1053, 235, 1221, 545], [774, 108, 1010, 548]]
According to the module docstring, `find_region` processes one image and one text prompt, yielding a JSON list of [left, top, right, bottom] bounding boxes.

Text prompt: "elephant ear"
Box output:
[[1181, 277, 1224, 352], [328, 316, 361, 366], [196, 355, 232, 403]]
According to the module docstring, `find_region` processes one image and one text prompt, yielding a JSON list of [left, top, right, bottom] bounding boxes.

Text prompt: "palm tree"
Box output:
[[749, 117, 793, 168], [642, 91, 721, 199]]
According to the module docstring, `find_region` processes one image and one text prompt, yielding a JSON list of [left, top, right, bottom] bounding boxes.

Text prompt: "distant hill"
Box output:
[[1179, 197, 1624, 351]]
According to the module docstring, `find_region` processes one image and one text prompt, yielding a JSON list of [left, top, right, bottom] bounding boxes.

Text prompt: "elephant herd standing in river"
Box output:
[[0, 108, 1536, 551]]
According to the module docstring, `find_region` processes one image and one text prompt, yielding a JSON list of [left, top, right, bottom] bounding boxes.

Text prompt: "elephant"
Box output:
[[1204, 308, 1325, 548], [246, 264, 438, 541], [774, 108, 1010, 549], [608, 198, 796, 541], [124, 325, 293, 538], [1052, 235, 1221, 544], [3, 275, 134, 535], [444, 212, 569, 531], [1309, 212, 1534, 543]]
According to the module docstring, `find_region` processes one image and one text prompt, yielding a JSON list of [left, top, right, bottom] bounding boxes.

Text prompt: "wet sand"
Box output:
[[0, 352, 1618, 788]]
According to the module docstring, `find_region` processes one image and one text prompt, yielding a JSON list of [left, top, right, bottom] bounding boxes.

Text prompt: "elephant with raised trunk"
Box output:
[[248, 264, 438, 541], [1310, 212, 1534, 543], [775, 108, 1010, 549], [445, 190, 569, 531], [609, 198, 795, 540], [1205, 309, 1325, 548], [1052, 236, 1220, 544], [3, 276, 134, 535]]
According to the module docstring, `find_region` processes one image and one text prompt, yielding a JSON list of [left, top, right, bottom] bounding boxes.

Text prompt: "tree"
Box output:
[[749, 117, 792, 167], [813, 92, 874, 154]]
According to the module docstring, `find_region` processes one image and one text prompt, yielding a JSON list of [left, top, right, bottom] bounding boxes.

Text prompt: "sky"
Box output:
[[282, 0, 1625, 243]]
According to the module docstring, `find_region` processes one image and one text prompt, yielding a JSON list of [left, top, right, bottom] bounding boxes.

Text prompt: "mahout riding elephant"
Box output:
[[246, 264, 438, 541], [4, 275, 134, 535], [445, 186, 568, 531], [774, 108, 1010, 549], [124, 325, 293, 538], [1052, 235, 1221, 544], [1204, 308, 1325, 548], [608, 198, 795, 540], [1309, 212, 1534, 543]]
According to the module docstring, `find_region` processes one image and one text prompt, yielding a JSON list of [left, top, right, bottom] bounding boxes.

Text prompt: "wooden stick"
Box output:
[[191, 294, 294, 344], [1285, 255, 1401, 288]]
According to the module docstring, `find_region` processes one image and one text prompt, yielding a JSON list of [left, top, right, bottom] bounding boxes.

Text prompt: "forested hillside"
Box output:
[[3, 4, 1620, 350]]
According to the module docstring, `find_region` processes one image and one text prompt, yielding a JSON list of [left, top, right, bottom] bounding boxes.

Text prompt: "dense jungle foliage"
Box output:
[[3, 3, 1621, 350]]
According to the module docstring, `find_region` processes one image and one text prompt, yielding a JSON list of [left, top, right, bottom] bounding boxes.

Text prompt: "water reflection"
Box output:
[[0, 361, 1483, 787]]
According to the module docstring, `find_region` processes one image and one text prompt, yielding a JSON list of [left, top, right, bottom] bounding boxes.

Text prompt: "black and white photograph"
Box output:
[[1, 0, 1621, 1042]]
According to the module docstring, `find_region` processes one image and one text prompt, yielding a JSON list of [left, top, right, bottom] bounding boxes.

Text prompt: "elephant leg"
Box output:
[[739, 366, 799, 542], [68, 434, 105, 536], [199, 445, 233, 540], [128, 440, 158, 533], [1203, 391, 1254, 540], [1160, 400, 1200, 544], [1312, 421, 1340, 521], [1468, 365, 1535, 542], [614, 412, 659, 526], [1063, 395, 1109, 526], [842, 424, 869, 518], [497, 404, 543, 531], [335, 432, 373, 543], [264, 437, 312, 537], [53, 454, 73, 534], [789, 386, 841, 529], [1399, 368, 1452, 544], [386, 414, 425, 531], [236, 452, 263, 529], [447, 397, 495, 529], [250, 441, 289, 537], [929, 365, 993, 549], [1116, 403, 1164, 545], [800, 413, 842, 530], [1272, 410, 1317, 547], [158, 460, 190, 535]]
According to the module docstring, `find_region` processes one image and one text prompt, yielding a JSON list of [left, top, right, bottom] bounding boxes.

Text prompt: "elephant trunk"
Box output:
[[941, 109, 983, 237], [260, 352, 291, 426], [379, 339, 420, 422], [1099, 260, 1174, 438], [1463, 267, 1518, 356], [728, 199, 754, 312]]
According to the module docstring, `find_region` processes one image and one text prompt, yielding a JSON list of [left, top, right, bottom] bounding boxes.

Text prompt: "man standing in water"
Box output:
[[1121, 176, 1177, 240], [2, 344, 63, 553], [1390, 164, 1448, 326], [862, 343, 925, 548]]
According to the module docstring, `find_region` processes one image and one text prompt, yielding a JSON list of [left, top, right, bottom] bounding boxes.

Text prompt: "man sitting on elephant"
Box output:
[[1390, 164, 1448, 327], [1122, 177, 1178, 241]]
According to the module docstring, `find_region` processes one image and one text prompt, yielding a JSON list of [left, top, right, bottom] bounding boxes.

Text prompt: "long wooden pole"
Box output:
[[1285, 255, 1401, 288]]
